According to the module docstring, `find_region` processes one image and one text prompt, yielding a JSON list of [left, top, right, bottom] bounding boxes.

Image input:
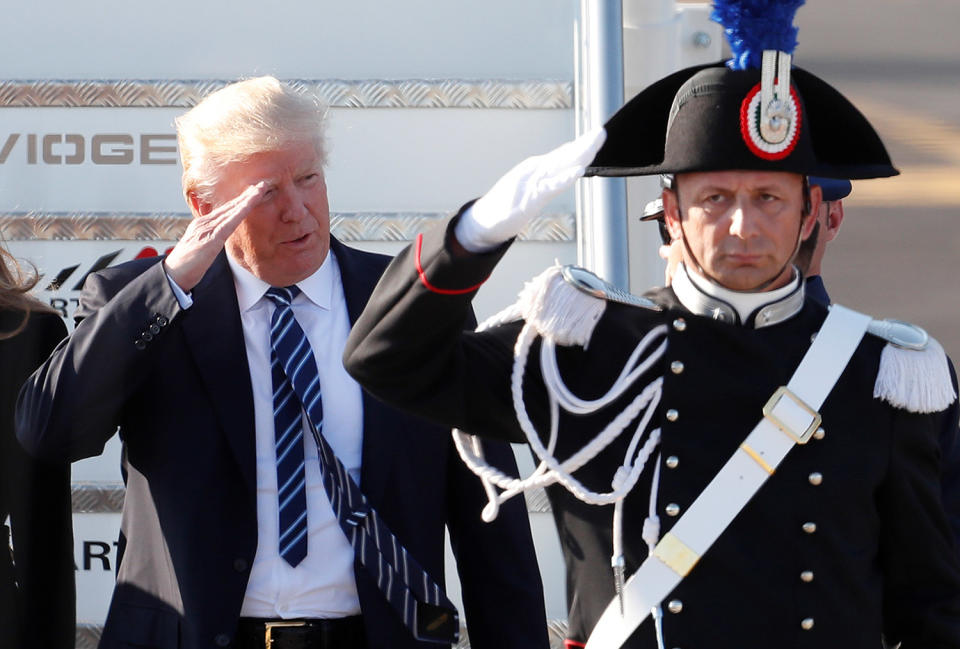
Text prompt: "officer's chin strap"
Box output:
[[452, 301, 668, 633]]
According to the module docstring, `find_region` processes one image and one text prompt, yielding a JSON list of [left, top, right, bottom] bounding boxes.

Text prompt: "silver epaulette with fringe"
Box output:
[[864, 316, 957, 413], [560, 265, 662, 311], [490, 264, 659, 349]]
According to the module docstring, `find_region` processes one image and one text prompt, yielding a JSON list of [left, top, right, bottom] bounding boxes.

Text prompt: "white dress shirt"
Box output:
[[225, 249, 365, 619]]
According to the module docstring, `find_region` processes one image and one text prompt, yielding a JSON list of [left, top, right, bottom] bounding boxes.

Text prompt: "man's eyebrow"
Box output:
[[691, 185, 729, 195], [752, 184, 792, 194]]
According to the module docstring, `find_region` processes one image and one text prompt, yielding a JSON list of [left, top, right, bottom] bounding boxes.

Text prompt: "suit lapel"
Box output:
[[331, 238, 395, 507], [180, 252, 258, 502]]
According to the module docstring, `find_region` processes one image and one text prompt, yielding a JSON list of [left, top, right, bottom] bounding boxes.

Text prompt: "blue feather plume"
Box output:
[[711, 0, 806, 70]]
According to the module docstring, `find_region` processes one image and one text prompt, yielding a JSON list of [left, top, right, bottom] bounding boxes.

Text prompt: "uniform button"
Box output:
[[800, 617, 815, 631], [149, 323, 161, 335], [670, 361, 685, 374], [800, 570, 814, 583], [665, 456, 679, 469], [233, 558, 248, 572], [672, 318, 687, 332], [156, 315, 169, 326], [808, 472, 823, 486], [665, 409, 679, 422], [802, 522, 817, 534], [813, 427, 825, 440], [142, 332, 154, 342], [667, 599, 683, 614], [665, 503, 681, 517], [134, 339, 147, 350], [215, 633, 230, 646]]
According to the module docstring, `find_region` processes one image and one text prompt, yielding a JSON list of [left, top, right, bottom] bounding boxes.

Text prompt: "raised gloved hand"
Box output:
[[455, 127, 607, 253]]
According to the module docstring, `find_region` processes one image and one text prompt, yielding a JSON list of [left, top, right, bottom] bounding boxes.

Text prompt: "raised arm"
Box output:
[[16, 183, 266, 462], [344, 129, 606, 441]]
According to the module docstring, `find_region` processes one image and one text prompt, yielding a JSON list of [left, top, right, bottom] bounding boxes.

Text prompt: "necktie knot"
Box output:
[[265, 285, 302, 308]]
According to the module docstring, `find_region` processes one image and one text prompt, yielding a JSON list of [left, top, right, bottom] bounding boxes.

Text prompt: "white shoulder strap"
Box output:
[[585, 304, 873, 649]]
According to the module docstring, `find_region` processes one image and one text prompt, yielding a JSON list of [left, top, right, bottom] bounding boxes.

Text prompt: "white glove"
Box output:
[[455, 127, 607, 253]]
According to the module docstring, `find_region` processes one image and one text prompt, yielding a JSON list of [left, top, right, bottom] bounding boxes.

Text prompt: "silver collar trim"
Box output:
[[671, 264, 806, 328]]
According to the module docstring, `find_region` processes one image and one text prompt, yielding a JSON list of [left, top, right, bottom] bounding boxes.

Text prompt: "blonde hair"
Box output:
[[175, 76, 329, 202], [0, 244, 55, 339]]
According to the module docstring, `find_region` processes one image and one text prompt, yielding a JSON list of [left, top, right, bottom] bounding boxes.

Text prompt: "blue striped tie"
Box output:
[[265, 286, 459, 644], [267, 286, 310, 566]]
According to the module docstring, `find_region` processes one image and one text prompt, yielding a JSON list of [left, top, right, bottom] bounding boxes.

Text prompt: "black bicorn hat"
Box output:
[[586, 1, 898, 181]]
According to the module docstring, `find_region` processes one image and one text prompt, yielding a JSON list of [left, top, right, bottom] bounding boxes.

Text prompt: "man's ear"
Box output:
[[187, 190, 212, 218], [662, 189, 683, 241], [801, 184, 822, 240], [823, 200, 845, 243]]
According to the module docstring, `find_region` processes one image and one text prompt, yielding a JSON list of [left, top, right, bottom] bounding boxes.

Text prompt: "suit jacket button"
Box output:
[[142, 332, 154, 342], [134, 339, 147, 350], [149, 323, 161, 335], [155, 314, 169, 326], [233, 558, 248, 572], [215, 633, 230, 646]]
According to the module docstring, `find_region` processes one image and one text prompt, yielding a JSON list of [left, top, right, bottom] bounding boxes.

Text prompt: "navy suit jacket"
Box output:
[[17, 237, 547, 649]]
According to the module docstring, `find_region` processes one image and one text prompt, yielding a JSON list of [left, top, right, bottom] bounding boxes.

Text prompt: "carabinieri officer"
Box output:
[[343, 1, 960, 647]]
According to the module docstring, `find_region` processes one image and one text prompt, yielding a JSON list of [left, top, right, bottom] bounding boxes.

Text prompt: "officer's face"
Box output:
[[663, 171, 819, 292]]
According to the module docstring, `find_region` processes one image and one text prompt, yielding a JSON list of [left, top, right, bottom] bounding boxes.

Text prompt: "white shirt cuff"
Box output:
[[163, 266, 193, 309]]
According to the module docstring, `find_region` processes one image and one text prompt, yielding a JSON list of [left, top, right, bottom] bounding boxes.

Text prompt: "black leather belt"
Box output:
[[235, 616, 365, 649]]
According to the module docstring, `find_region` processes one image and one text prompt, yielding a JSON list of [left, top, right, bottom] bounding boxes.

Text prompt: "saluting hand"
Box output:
[[454, 127, 606, 253], [164, 182, 267, 292]]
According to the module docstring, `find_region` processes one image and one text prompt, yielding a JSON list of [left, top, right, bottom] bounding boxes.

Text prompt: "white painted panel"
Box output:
[[71, 437, 124, 483], [73, 513, 123, 623], [1, 0, 576, 80]]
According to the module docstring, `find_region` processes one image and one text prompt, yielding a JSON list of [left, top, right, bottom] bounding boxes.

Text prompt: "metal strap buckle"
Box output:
[[264, 620, 307, 649], [762, 386, 821, 445]]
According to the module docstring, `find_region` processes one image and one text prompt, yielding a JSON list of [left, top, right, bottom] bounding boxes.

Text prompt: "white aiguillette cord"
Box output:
[[585, 304, 873, 649]]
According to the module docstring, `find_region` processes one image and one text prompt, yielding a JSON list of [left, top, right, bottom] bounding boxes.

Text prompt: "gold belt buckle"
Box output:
[[762, 386, 821, 445], [264, 620, 307, 649]]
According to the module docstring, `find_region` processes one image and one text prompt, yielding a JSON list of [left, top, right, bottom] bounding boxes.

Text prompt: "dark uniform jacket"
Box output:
[[16, 238, 548, 649], [343, 216, 960, 648], [0, 308, 74, 649]]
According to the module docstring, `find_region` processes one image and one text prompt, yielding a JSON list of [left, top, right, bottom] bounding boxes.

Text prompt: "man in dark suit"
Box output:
[[16, 76, 548, 649]]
